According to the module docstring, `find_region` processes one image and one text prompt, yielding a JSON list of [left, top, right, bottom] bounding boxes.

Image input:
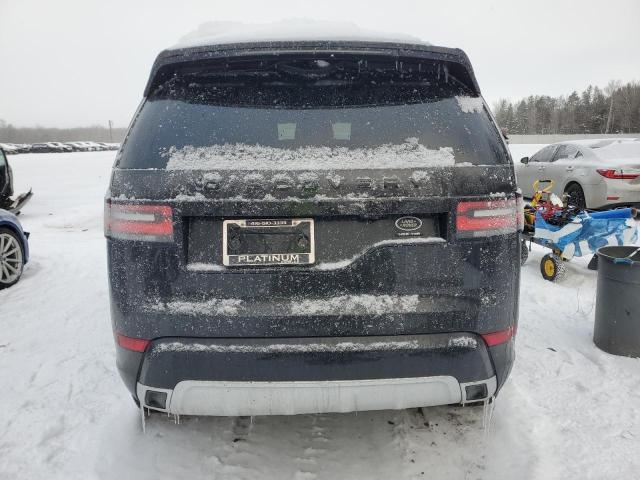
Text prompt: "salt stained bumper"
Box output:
[[138, 376, 497, 416]]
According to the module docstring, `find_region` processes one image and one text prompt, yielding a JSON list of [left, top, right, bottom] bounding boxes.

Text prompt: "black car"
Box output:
[[0, 148, 32, 213], [64, 142, 89, 152], [0, 148, 14, 204], [48, 142, 73, 152], [29, 143, 56, 153], [105, 38, 521, 417]]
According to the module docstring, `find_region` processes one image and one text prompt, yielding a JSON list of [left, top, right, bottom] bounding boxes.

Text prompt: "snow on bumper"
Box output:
[[137, 376, 497, 416]]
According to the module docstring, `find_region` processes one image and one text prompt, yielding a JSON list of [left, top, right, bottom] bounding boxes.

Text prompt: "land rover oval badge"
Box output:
[[395, 216, 422, 231]]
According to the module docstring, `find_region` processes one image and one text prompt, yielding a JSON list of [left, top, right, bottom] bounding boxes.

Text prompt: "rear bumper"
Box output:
[[122, 332, 513, 415], [595, 180, 640, 208], [137, 376, 497, 416]]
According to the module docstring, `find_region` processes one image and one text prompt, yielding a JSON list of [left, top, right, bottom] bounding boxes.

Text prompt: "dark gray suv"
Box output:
[[105, 38, 521, 416]]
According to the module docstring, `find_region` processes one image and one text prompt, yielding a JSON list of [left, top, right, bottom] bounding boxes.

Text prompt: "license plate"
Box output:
[[222, 218, 315, 266]]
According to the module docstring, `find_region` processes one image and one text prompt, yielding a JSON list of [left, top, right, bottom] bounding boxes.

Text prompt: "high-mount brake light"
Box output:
[[104, 202, 173, 242], [597, 168, 640, 180], [456, 198, 519, 237]]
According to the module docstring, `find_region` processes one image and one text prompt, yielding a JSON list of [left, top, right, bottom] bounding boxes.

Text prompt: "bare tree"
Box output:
[[604, 80, 622, 133]]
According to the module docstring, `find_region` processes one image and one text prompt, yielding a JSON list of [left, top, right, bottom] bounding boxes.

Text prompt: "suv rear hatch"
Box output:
[[107, 43, 518, 341]]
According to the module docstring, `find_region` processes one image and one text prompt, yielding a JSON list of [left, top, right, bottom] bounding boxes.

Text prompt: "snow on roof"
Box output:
[[172, 19, 429, 50], [592, 141, 640, 160], [455, 96, 484, 113], [561, 138, 640, 160]]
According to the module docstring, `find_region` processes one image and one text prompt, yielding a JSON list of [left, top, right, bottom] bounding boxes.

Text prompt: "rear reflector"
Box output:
[[457, 198, 519, 237], [481, 325, 516, 347], [104, 202, 173, 242], [116, 333, 150, 352], [597, 168, 640, 180]]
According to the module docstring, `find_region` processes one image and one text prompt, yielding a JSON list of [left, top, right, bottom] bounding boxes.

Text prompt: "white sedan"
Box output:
[[516, 139, 640, 209]]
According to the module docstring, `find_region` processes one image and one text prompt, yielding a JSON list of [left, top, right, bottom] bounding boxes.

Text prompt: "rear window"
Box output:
[[118, 55, 508, 169]]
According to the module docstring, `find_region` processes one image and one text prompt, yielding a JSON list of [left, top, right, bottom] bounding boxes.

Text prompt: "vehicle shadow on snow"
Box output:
[[95, 387, 538, 480]]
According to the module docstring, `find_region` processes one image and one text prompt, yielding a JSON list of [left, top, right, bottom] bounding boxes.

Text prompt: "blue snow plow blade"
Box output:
[[534, 208, 638, 259]]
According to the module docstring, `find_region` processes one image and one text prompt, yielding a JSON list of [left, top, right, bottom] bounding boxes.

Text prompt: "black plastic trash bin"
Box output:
[[594, 246, 640, 357]]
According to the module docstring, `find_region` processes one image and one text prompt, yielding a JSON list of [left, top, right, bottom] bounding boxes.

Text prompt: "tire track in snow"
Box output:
[[213, 414, 332, 480], [291, 415, 325, 480]]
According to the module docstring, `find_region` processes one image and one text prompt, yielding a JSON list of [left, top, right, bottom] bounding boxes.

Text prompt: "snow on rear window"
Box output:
[[164, 139, 455, 171], [119, 89, 509, 169], [456, 96, 484, 114]]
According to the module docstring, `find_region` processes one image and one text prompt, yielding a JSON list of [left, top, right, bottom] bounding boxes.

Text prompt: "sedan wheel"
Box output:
[[565, 183, 586, 209], [0, 228, 24, 289]]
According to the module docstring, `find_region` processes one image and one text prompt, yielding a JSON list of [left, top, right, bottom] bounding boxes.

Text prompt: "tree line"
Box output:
[[493, 80, 640, 135], [0, 120, 126, 143]]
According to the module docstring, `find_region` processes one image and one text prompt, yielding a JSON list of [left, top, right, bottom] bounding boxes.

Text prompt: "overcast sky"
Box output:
[[1, 0, 638, 128]]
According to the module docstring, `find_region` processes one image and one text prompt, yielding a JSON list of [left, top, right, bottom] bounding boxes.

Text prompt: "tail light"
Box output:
[[481, 325, 516, 347], [456, 198, 519, 238], [116, 333, 150, 352], [597, 168, 640, 180], [104, 202, 173, 242]]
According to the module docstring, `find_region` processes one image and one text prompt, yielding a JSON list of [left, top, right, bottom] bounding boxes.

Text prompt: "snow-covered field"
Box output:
[[1, 147, 639, 479]]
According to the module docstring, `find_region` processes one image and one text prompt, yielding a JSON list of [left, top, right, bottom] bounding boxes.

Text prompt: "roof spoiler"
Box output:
[[142, 41, 481, 98]]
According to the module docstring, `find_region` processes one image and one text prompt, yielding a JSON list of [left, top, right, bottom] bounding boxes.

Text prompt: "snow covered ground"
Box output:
[[1, 147, 639, 479]]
